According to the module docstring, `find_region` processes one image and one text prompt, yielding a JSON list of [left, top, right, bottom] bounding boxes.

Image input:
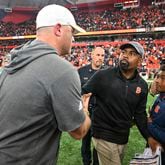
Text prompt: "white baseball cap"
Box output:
[[36, 4, 86, 33]]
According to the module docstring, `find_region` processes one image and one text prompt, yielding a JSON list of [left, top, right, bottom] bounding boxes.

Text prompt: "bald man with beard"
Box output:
[[78, 47, 105, 165]]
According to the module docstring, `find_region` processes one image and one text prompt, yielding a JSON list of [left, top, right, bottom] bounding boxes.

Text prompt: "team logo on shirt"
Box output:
[[136, 87, 141, 94], [83, 77, 88, 80], [154, 105, 160, 113]]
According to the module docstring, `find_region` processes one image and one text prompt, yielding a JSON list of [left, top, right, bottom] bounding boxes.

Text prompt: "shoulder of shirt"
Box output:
[[160, 93, 165, 101], [41, 52, 75, 72], [78, 64, 91, 71], [138, 74, 148, 86], [95, 66, 114, 75], [100, 65, 108, 69]]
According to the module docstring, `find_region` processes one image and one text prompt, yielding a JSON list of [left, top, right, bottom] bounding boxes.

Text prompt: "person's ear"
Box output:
[[53, 24, 62, 37], [137, 57, 142, 67]]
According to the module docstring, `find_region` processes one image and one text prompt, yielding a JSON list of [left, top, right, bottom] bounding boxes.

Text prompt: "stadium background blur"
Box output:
[[0, 0, 164, 164], [0, 0, 164, 80]]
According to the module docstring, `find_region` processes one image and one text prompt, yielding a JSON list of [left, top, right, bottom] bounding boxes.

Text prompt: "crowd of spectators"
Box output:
[[0, 4, 164, 37], [0, 20, 35, 37], [74, 5, 164, 31], [0, 39, 164, 80], [67, 40, 164, 67], [0, 4, 164, 79], [67, 40, 164, 79]]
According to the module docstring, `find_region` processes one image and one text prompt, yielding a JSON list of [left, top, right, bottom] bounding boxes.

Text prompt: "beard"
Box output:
[[119, 59, 129, 71], [96, 61, 103, 67]]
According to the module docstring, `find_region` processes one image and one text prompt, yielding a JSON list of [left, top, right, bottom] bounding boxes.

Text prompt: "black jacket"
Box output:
[[78, 64, 106, 110], [82, 66, 150, 144], [78, 64, 98, 87]]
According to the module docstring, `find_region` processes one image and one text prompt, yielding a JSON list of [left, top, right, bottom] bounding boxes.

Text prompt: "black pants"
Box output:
[[81, 128, 99, 165], [162, 151, 165, 165]]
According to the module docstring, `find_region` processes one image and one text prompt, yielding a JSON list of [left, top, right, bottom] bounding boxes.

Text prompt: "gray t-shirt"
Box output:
[[0, 40, 85, 164]]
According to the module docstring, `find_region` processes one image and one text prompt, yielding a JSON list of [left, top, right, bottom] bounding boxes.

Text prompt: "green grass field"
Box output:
[[57, 94, 156, 165]]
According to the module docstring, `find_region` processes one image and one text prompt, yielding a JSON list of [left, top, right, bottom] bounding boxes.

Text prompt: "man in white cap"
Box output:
[[0, 4, 90, 165], [82, 41, 160, 165], [36, 4, 86, 56]]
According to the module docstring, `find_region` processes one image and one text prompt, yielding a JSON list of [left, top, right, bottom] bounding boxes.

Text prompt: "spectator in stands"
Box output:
[[82, 41, 160, 165], [0, 4, 91, 165], [148, 64, 165, 164], [78, 47, 105, 165], [0, 4, 164, 36]]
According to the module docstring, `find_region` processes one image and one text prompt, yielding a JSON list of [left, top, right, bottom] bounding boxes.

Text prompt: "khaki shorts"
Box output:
[[92, 137, 127, 165]]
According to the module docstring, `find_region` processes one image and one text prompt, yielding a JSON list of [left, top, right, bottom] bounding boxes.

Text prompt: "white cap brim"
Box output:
[[71, 24, 86, 33]]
